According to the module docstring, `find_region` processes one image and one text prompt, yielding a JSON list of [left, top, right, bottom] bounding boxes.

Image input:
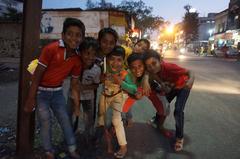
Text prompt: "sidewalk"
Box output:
[[0, 57, 20, 63], [0, 57, 20, 69]]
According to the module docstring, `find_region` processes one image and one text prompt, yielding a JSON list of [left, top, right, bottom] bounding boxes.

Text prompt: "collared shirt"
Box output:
[[38, 39, 82, 87], [157, 61, 189, 89]]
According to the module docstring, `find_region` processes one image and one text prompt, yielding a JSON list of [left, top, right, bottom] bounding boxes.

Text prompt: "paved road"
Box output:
[[0, 51, 240, 159], [124, 50, 240, 159]]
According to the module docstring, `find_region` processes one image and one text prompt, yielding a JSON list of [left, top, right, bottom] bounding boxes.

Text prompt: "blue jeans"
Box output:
[[36, 89, 76, 152], [166, 88, 190, 139]]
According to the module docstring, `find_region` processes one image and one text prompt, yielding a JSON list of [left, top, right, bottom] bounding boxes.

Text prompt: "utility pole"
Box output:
[[16, 0, 42, 158]]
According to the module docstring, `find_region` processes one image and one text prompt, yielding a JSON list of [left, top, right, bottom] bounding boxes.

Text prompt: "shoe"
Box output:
[[69, 151, 80, 159]]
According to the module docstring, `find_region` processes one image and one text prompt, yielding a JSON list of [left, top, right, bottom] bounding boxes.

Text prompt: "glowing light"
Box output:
[[180, 48, 185, 54], [178, 55, 186, 60], [166, 25, 174, 34], [208, 29, 213, 36]]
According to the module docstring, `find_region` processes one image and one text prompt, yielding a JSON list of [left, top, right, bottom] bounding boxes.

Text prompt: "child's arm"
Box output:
[[142, 72, 151, 96], [24, 65, 46, 112], [70, 77, 81, 116], [113, 73, 138, 95], [185, 70, 194, 89]]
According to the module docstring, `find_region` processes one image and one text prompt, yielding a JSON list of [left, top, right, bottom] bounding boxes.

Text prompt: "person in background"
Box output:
[[24, 17, 85, 159]]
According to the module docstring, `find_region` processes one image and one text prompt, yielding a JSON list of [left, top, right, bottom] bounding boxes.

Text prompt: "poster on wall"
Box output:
[[40, 11, 102, 39], [41, 12, 54, 34]]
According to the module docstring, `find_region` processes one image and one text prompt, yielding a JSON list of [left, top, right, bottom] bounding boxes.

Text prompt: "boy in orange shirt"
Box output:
[[24, 18, 85, 159]]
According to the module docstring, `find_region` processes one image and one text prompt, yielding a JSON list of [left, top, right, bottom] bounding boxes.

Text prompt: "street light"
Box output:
[[208, 29, 213, 37]]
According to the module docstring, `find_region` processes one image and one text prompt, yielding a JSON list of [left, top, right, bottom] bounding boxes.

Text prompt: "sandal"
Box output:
[[174, 138, 184, 152], [114, 152, 126, 159], [114, 146, 127, 159]]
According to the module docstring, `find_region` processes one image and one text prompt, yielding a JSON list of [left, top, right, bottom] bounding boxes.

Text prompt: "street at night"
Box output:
[[1, 0, 240, 159]]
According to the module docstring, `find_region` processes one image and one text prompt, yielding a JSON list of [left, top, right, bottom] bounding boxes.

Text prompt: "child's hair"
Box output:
[[62, 17, 85, 37], [134, 39, 150, 50], [127, 52, 144, 66], [107, 45, 125, 59], [98, 27, 118, 43], [79, 37, 99, 53], [143, 49, 162, 62]]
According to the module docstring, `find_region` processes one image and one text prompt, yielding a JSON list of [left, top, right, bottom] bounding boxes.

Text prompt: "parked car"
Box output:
[[214, 46, 239, 57], [227, 47, 239, 57]]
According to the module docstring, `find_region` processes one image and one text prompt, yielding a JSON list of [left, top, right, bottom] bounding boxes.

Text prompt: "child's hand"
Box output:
[[185, 79, 194, 89], [135, 92, 143, 99], [113, 74, 122, 85], [24, 97, 36, 113], [142, 74, 151, 96], [100, 73, 105, 83], [142, 82, 151, 96], [73, 106, 80, 117], [162, 82, 173, 93]]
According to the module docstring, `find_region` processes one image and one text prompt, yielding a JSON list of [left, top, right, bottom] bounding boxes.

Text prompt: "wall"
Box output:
[[0, 22, 22, 57]]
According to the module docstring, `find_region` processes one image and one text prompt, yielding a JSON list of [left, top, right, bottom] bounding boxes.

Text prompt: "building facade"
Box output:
[[228, 0, 240, 30], [40, 8, 134, 40], [198, 13, 216, 41]]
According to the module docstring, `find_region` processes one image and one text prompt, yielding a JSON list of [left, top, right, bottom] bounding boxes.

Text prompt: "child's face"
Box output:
[[145, 57, 161, 74], [62, 26, 83, 49], [81, 47, 96, 68], [100, 33, 116, 55], [129, 59, 145, 78], [133, 41, 148, 54], [108, 55, 123, 72]]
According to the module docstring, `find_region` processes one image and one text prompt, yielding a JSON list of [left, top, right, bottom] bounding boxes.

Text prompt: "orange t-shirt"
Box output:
[[38, 40, 82, 87]]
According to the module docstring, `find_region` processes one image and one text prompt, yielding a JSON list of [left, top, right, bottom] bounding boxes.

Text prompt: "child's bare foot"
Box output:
[[127, 118, 133, 127]]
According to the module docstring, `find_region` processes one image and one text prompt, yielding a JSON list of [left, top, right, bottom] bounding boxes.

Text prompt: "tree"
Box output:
[[0, 0, 23, 22], [183, 5, 199, 44], [85, 0, 113, 9], [86, 0, 95, 9], [117, 0, 164, 35], [2, 7, 23, 22]]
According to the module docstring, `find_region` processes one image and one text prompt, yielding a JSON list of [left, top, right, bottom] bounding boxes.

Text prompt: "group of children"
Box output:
[[24, 17, 194, 159]]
